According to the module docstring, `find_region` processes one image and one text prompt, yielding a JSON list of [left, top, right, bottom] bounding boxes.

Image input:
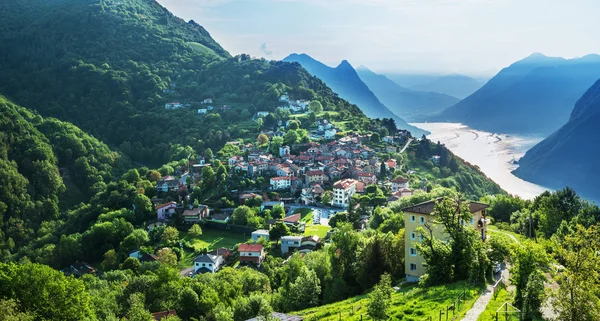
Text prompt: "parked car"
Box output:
[[493, 262, 502, 274]]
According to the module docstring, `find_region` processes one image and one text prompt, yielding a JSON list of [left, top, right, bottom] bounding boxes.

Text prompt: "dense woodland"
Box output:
[[1, 0, 599, 320]]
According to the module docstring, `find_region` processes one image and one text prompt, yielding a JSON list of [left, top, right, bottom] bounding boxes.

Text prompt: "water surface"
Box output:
[[412, 122, 549, 199]]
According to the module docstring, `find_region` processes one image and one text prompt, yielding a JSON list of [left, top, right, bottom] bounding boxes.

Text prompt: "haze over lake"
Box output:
[[413, 123, 549, 199]]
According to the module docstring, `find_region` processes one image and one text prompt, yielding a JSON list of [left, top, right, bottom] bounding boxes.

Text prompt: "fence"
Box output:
[[492, 276, 504, 299], [495, 302, 522, 321], [422, 286, 471, 321]]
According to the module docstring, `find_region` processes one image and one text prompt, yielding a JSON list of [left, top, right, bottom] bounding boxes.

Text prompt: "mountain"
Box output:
[[356, 66, 460, 121], [514, 79, 600, 201], [431, 53, 600, 135], [409, 74, 484, 99], [0, 94, 129, 249], [283, 54, 428, 136], [0, 0, 367, 167]]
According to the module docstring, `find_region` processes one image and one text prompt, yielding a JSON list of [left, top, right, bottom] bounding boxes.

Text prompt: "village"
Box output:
[[111, 91, 456, 283]]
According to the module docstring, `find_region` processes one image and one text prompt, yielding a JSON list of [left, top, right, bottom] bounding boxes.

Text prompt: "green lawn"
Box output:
[[178, 228, 251, 268], [294, 208, 331, 239], [294, 281, 482, 321], [304, 225, 330, 239], [294, 208, 313, 223]]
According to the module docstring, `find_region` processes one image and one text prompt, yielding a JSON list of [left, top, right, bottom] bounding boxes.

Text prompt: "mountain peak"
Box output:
[[337, 60, 354, 70]]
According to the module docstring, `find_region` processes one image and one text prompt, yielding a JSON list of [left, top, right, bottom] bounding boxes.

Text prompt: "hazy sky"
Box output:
[[157, 0, 600, 75]]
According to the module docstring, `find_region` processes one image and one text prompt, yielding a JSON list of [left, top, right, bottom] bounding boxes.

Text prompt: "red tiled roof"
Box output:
[[152, 310, 177, 320], [333, 179, 358, 190], [391, 176, 409, 184], [271, 176, 291, 181], [282, 213, 301, 223], [238, 243, 264, 252], [156, 201, 177, 210], [306, 170, 324, 176]]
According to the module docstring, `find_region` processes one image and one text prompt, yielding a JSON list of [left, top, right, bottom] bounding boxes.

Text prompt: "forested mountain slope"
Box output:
[[0, 0, 365, 166], [514, 79, 600, 202], [431, 53, 600, 135], [0, 95, 127, 256]]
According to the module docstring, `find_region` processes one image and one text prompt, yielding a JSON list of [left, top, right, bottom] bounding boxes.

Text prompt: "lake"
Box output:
[[412, 122, 549, 199]]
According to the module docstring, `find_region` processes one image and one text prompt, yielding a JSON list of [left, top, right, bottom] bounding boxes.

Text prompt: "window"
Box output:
[[419, 216, 425, 224], [410, 215, 416, 222], [410, 232, 416, 240], [419, 235, 424, 242], [410, 248, 417, 256], [470, 217, 474, 224], [202, 263, 206, 267], [410, 263, 417, 271]]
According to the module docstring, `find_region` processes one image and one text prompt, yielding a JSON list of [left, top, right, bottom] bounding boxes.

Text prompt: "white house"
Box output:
[[256, 111, 269, 118], [279, 93, 290, 103], [193, 251, 225, 274], [280, 236, 302, 254], [270, 176, 291, 190], [197, 108, 208, 114], [156, 201, 177, 221], [324, 129, 337, 139], [251, 229, 270, 242], [332, 178, 358, 208], [165, 102, 183, 109], [207, 105, 214, 111], [238, 244, 265, 266], [391, 176, 409, 192], [279, 145, 291, 157], [202, 98, 213, 104]]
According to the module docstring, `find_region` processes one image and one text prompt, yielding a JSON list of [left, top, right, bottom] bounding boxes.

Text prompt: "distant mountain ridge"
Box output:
[[409, 74, 484, 99], [283, 53, 428, 136], [356, 66, 459, 121], [431, 53, 600, 135], [514, 79, 600, 202]]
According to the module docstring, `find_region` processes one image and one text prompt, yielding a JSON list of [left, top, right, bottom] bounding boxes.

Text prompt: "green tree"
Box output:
[[269, 136, 284, 155], [157, 248, 178, 266], [161, 227, 180, 244], [287, 266, 321, 310], [204, 148, 214, 160], [321, 191, 332, 205], [189, 224, 203, 238], [370, 132, 381, 142], [123, 168, 141, 183], [287, 120, 299, 130], [269, 222, 290, 243], [309, 100, 323, 113], [271, 204, 285, 219], [158, 165, 174, 176], [554, 225, 600, 321], [511, 241, 548, 312], [127, 293, 154, 321], [0, 299, 35, 321], [284, 130, 299, 145], [367, 273, 392, 321]]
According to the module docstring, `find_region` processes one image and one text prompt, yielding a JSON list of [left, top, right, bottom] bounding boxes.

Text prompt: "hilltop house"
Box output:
[[280, 235, 302, 254], [156, 202, 177, 221], [391, 176, 409, 192], [270, 176, 291, 190], [332, 179, 359, 208], [238, 244, 265, 266], [193, 248, 229, 274], [182, 205, 209, 223], [403, 198, 489, 282], [256, 111, 269, 118], [251, 229, 270, 241]]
